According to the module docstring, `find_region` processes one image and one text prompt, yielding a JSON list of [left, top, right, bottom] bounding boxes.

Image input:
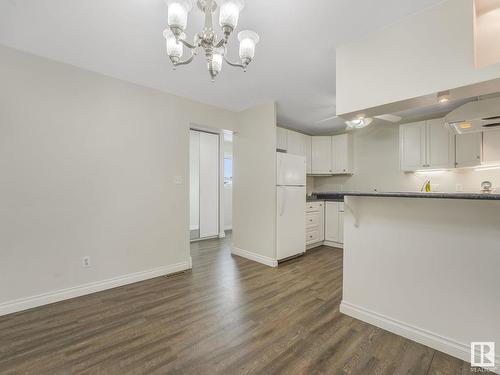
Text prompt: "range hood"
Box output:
[[445, 96, 500, 134]]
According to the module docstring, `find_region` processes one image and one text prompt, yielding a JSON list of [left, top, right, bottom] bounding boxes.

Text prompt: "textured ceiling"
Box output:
[[0, 0, 446, 134]]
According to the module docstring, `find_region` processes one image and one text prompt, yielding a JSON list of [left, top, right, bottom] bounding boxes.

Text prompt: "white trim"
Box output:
[[323, 240, 343, 249], [231, 246, 278, 268], [340, 301, 500, 374], [306, 241, 343, 251], [306, 242, 323, 250], [0, 260, 192, 317], [190, 225, 199, 231], [224, 225, 232, 231]]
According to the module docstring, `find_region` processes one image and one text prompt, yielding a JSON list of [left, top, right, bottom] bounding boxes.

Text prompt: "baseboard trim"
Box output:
[[231, 246, 278, 268], [0, 260, 192, 317], [323, 240, 343, 249], [340, 301, 500, 373]]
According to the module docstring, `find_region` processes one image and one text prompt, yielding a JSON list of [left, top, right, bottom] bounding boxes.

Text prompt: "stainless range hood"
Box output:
[[445, 96, 500, 134]]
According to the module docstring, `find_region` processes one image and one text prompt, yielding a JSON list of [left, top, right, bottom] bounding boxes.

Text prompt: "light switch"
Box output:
[[174, 176, 183, 185]]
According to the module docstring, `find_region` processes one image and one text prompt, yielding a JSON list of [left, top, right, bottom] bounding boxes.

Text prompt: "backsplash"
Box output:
[[311, 123, 500, 194]]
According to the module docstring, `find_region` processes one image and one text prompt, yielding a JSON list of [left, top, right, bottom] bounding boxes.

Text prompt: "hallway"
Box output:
[[0, 235, 474, 374]]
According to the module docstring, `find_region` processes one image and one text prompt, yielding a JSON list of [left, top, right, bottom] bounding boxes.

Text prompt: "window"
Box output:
[[224, 157, 233, 186]]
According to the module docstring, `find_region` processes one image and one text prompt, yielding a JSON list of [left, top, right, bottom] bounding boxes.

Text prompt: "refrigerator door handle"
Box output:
[[278, 156, 283, 185], [279, 187, 286, 217]]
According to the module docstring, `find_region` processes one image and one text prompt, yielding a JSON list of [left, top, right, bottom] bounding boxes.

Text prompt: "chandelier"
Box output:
[[163, 0, 260, 81]]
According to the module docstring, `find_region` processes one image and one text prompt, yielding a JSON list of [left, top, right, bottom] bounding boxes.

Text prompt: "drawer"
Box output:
[[306, 212, 320, 227], [306, 229, 320, 244], [306, 201, 324, 213]]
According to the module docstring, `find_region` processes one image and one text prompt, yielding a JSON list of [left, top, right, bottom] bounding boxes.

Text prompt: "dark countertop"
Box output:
[[307, 196, 342, 202], [314, 191, 500, 201]]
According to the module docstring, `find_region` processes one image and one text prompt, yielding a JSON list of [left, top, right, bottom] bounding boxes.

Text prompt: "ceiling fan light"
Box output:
[[163, 29, 184, 60], [238, 30, 259, 62], [219, 0, 245, 31], [166, 0, 193, 32], [345, 116, 374, 130]]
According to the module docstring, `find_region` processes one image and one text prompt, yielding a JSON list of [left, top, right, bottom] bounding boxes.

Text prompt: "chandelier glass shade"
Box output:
[[164, 0, 259, 81]]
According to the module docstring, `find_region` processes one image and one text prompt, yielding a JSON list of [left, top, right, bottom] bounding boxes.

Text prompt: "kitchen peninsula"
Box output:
[[326, 192, 500, 368]]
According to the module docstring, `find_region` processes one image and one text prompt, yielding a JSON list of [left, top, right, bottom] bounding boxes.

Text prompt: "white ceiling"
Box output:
[[0, 0, 445, 134]]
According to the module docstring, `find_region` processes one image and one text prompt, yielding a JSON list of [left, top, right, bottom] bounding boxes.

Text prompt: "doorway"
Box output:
[[189, 129, 220, 241]]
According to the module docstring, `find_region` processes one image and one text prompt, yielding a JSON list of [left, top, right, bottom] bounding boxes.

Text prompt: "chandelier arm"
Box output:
[[178, 38, 198, 50], [223, 55, 247, 70], [215, 39, 226, 49], [174, 53, 196, 67]]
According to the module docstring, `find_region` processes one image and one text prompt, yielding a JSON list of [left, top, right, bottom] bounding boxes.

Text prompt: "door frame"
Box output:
[[189, 124, 227, 241]]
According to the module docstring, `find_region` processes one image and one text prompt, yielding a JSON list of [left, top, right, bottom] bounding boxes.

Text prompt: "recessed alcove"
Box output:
[[474, 0, 500, 68]]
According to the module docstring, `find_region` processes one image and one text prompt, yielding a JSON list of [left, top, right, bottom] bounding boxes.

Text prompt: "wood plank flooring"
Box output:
[[0, 234, 481, 374]]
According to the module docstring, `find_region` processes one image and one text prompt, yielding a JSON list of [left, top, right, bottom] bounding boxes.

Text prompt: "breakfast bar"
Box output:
[[322, 192, 500, 367]]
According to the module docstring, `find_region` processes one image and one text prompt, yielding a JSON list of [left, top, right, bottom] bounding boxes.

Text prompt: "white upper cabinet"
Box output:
[[311, 136, 332, 174], [311, 134, 353, 175], [483, 130, 500, 165], [276, 127, 288, 151], [426, 118, 455, 169], [285, 129, 312, 173], [456, 132, 482, 168], [332, 134, 353, 174], [304, 134, 312, 174], [287, 130, 306, 156], [400, 121, 426, 171], [400, 119, 455, 171]]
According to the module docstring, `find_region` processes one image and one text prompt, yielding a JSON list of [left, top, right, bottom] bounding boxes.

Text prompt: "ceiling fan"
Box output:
[[315, 113, 402, 129]]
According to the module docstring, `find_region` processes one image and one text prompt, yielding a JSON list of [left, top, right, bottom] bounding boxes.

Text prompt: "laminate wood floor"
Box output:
[[0, 235, 481, 374]]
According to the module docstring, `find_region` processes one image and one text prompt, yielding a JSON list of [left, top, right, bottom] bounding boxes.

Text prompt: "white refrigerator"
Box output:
[[277, 153, 306, 261]]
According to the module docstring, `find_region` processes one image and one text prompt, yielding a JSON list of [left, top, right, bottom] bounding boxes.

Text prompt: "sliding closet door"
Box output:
[[189, 131, 200, 239], [199, 132, 219, 238]]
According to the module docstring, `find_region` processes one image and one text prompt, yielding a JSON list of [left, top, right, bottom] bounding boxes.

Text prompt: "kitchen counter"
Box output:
[[315, 191, 500, 201], [340, 195, 500, 366]]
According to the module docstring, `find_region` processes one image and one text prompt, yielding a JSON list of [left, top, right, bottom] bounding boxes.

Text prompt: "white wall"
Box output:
[[342, 196, 500, 369], [224, 186, 232, 231], [313, 122, 500, 194], [336, 0, 500, 115], [232, 103, 277, 265], [0, 45, 238, 314]]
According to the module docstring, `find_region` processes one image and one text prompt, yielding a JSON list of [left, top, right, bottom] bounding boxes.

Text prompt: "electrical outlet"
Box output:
[[456, 184, 464, 192], [82, 256, 91, 268], [173, 176, 183, 185], [433, 184, 440, 192]]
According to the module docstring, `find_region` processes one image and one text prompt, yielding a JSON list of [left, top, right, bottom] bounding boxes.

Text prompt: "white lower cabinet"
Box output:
[[306, 202, 324, 246], [325, 202, 344, 245], [306, 201, 344, 249]]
